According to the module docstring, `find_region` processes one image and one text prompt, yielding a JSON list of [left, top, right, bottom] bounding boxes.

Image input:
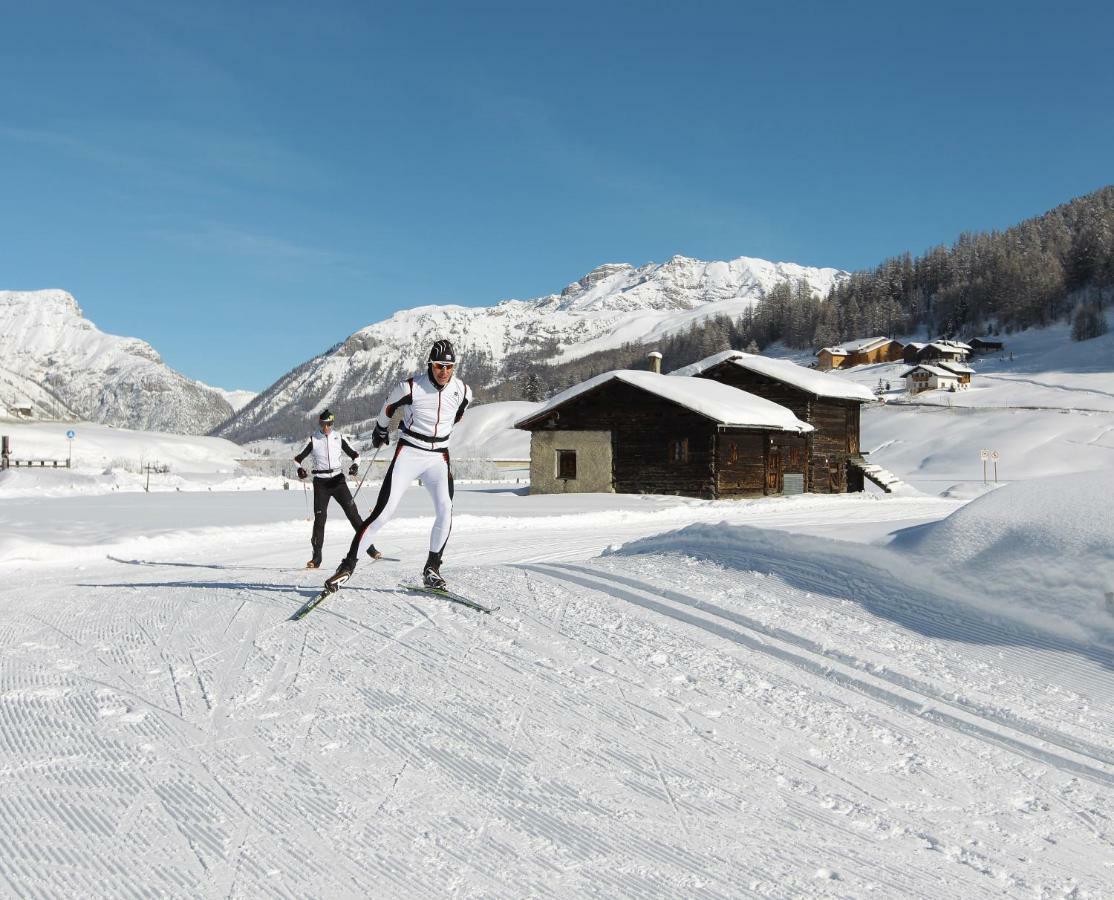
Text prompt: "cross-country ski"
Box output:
[[397, 582, 498, 614]]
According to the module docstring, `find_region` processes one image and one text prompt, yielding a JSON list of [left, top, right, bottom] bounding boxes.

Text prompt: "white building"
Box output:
[[901, 364, 963, 395]]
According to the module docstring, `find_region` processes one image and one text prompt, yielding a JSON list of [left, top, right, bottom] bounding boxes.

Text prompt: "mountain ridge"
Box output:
[[0, 290, 235, 434], [215, 254, 847, 442]]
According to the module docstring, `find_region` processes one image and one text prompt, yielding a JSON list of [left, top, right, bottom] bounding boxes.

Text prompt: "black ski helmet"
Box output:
[[427, 340, 456, 364], [318, 408, 335, 425]]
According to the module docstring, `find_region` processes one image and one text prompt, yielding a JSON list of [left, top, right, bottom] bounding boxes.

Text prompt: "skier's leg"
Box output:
[[333, 478, 364, 531], [344, 445, 421, 566], [310, 478, 329, 565], [420, 451, 454, 587]]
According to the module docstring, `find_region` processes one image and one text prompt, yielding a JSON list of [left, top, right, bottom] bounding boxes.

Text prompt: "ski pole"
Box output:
[[301, 476, 311, 520], [352, 446, 383, 501]]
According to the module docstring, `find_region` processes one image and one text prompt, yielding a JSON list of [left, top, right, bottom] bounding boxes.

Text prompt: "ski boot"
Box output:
[[422, 551, 447, 591], [306, 558, 322, 569], [366, 544, 383, 561], [324, 558, 355, 593]]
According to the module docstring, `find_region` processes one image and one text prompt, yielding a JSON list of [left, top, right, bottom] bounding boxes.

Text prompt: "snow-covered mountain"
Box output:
[[0, 290, 234, 434], [219, 254, 846, 441]]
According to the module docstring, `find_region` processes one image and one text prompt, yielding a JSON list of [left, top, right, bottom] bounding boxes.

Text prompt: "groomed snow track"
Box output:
[[1, 541, 1113, 897]]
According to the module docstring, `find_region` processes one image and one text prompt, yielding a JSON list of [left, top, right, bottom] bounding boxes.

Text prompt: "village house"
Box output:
[[902, 340, 972, 365], [671, 350, 877, 494], [5, 403, 34, 420], [514, 370, 812, 500], [901, 364, 963, 394], [937, 360, 974, 385], [815, 336, 904, 370], [967, 336, 1005, 355]]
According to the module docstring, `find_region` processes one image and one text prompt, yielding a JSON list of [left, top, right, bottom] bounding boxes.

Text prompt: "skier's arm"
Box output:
[[453, 384, 473, 424], [293, 441, 313, 464], [375, 380, 412, 430], [341, 438, 360, 460]]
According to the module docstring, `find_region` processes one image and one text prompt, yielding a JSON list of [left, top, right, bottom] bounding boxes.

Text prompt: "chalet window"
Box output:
[[669, 438, 688, 464], [728, 442, 739, 464], [556, 450, 577, 480]]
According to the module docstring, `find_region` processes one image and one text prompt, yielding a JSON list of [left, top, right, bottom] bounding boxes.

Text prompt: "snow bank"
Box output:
[[612, 470, 1114, 647], [892, 469, 1114, 634]]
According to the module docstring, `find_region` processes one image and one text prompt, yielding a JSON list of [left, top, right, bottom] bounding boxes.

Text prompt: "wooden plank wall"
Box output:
[[533, 381, 719, 497], [702, 365, 861, 493]]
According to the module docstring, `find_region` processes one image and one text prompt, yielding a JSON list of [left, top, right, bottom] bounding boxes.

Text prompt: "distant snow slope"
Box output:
[[0, 421, 246, 497], [830, 318, 1114, 412], [197, 382, 257, 413], [451, 400, 537, 460], [0, 290, 234, 433], [217, 255, 846, 441]]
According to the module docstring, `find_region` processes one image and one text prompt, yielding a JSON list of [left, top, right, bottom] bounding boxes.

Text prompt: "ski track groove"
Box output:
[[534, 562, 1114, 786], [9, 543, 1114, 896]]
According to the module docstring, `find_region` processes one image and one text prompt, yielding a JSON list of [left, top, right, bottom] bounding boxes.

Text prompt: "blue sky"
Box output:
[[2, 0, 1111, 390]]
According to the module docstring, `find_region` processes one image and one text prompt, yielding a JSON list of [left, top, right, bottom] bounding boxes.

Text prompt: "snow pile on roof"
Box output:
[[820, 336, 893, 355], [670, 351, 876, 401], [891, 469, 1114, 640], [925, 340, 971, 353], [901, 364, 960, 379], [515, 370, 812, 432]]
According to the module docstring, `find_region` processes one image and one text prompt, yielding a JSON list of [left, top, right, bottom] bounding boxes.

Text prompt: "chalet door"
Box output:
[[765, 445, 783, 494], [828, 459, 846, 493]]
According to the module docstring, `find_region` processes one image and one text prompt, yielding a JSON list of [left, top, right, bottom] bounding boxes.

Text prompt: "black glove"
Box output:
[[297, 467, 307, 480], [372, 424, 389, 448], [348, 463, 359, 477]]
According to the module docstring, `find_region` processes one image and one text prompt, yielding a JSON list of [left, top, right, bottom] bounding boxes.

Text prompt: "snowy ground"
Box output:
[[3, 321, 1113, 897], [2, 474, 1114, 898]]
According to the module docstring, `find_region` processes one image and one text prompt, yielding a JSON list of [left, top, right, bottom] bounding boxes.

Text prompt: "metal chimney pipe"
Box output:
[[647, 351, 662, 374]]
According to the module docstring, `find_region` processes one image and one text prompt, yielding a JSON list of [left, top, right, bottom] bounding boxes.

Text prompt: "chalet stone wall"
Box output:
[[529, 430, 613, 494]]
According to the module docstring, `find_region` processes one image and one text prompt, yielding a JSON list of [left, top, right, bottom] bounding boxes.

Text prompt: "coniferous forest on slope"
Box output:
[[475, 186, 1114, 403]]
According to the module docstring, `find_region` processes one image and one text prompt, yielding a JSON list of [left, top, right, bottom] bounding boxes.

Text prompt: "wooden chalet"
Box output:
[[937, 360, 974, 385], [903, 340, 972, 365], [672, 351, 877, 494], [967, 337, 1004, 355], [815, 337, 903, 370], [514, 370, 812, 500]]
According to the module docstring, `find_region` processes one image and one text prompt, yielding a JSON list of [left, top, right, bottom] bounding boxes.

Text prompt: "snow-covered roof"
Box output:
[[669, 351, 876, 402], [901, 365, 959, 379], [514, 370, 813, 433], [937, 361, 975, 374], [818, 336, 895, 355], [926, 340, 971, 353]]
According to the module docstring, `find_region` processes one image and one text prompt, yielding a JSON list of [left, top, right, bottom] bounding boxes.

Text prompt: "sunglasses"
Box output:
[[432, 362, 455, 371]]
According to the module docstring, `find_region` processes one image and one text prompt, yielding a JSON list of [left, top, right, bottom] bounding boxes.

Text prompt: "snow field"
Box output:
[[2, 482, 1113, 897]]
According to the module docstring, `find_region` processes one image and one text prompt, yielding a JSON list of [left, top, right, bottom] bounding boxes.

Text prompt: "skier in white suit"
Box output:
[[324, 339, 472, 594]]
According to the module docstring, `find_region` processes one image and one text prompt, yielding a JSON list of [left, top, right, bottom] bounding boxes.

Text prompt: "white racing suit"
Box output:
[[343, 370, 472, 568]]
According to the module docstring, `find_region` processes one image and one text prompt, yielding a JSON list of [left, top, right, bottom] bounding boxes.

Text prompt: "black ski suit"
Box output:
[[295, 430, 362, 564]]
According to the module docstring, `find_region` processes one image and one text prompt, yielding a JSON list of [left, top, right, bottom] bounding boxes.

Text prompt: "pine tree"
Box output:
[[522, 372, 542, 402], [1071, 302, 1109, 341]]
